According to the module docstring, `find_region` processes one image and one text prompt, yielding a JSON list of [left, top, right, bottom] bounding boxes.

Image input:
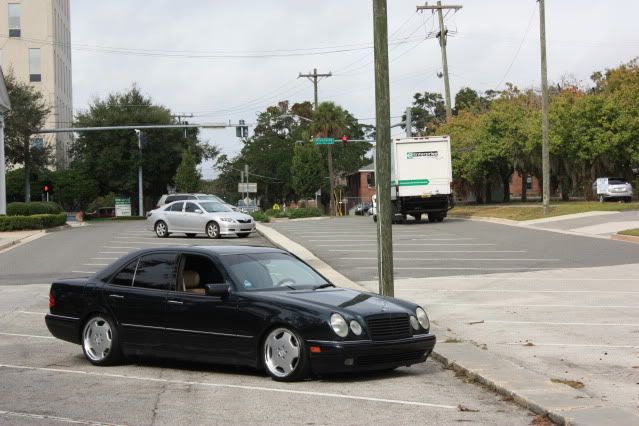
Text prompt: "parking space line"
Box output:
[[357, 267, 555, 270], [82, 263, 108, 266], [398, 277, 639, 281], [429, 303, 639, 309], [98, 251, 129, 254], [0, 332, 54, 339], [0, 364, 458, 410], [486, 320, 639, 327], [504, 342, 639, 349], [409, 289, 639, 294], [71, 271, 97, 274], [330, 250, 528, 253], [90, 257, 118, 260], [317, 243, 497, 247], [345, 258, 558, 262], [17, 311, 45, 315], [0, 409, 122, 426], [105, 241, 190, 246], [102, 246, 140, 250]]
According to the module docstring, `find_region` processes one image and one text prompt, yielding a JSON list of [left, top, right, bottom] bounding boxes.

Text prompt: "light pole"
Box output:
[[135, 129, 143, 217], [0, 112, 6, 215]]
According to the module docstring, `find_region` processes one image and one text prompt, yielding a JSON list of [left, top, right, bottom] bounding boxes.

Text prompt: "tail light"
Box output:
[[49, 293, 55, 309]]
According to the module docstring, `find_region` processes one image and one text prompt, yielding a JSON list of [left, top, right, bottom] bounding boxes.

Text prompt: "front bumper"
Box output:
[[602, 191, 632, 198], [307, 333, 436, 374], [218, 221, 256, 235]]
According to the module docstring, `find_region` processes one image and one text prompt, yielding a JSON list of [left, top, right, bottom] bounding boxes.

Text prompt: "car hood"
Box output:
[[254, 288, 415, 317], [205, 211, 252, 221]]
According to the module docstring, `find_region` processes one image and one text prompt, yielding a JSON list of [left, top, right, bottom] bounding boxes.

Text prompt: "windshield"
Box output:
[[608, 178, 627, 185], [200, 202, 233, 213], [198, 195, 224, 203], [223, 252, 328, 291]]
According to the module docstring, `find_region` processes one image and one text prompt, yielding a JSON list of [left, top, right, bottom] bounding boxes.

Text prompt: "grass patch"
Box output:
[[618, 228, 639, 237], [449, 201, 639, 221], [550, 378, 585, 389], [443, 338, 463, 343], [250, 211, 270, 223]]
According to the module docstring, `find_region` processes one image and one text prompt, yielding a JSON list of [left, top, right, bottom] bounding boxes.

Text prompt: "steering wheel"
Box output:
[[275, 278, 297, 287]]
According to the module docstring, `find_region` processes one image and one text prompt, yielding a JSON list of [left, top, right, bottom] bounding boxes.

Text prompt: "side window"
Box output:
[[169, 202, 184, 212], [184, 202, 198, 213], [180, 254, 225, 293], [109, 258, 139, 286], [134, 253, 178, 291]]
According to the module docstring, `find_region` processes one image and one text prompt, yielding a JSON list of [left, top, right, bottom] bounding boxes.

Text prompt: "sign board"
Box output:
[[238, 183, 257, 193], [596, 178, 608, 195], [314, 137, 334, 145], [115, 197, 131, 217]]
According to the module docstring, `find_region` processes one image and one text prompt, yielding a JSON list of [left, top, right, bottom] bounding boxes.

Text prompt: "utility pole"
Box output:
[[0, 113, 5, 215], [172, 113, 194, 138], [245, 164, 249, 203], [417, 1, 463, 120], [405, 107, 413, 137], [299, 68, 336, 215], [373, 0, 394, 297], [539, 0, 550, 215], [135, 129, 144, 217]]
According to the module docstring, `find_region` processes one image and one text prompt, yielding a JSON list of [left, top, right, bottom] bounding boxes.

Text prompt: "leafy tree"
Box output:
[[51, 169, 99, 210], [454, 87, 480, 114], [174, 148, 201, 192], [402, 91, 446, 135], [292, 141, 323, 199], [3, 72, 52, 202]]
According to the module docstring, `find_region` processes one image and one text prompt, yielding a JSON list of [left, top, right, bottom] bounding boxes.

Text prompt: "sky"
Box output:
[[70, 1, 639, 179]]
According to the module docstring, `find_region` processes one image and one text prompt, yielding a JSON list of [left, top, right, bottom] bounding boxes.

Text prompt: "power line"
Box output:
[[494, 5, 537, 90]]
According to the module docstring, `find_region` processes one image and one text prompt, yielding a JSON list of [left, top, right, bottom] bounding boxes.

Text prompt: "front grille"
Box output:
[[357, 351, 425, 367], [366, 314, 411, 341], [236, 219, 252, 224]]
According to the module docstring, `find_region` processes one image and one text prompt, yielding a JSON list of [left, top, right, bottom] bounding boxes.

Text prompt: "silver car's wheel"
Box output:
[[155, 221, 169, 238], [206, 222, 221, 239], [263, 327, 308, 381], [82, 315, 120, 365]]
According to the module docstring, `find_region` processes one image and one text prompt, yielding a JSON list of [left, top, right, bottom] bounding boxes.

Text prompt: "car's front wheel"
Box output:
[[206, 221, 221, 239], [81, 314, 122, 366], [155, 221, 169, 238], [263, 327, 309, 382]]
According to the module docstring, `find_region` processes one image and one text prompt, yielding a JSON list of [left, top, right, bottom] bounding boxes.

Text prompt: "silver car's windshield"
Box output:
[[198, 195, 224, 203], [200, 202, 233, 213]]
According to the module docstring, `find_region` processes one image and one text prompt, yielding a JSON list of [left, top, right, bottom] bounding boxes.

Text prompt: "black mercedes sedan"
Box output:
[[45, 246, 436, 381]]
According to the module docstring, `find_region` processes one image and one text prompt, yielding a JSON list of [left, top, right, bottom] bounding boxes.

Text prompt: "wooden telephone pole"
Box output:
[[417, 1, 463, 120], [539, 0, 551, 215]]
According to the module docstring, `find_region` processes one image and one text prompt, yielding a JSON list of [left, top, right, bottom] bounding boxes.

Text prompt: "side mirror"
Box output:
[[204, 283, 230, 298], [194, 209, 203, 214]]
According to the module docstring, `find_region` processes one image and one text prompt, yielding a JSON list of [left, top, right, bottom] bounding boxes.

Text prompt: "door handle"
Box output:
[[108, 294, 124, 300], [167, 300, 183, 305]]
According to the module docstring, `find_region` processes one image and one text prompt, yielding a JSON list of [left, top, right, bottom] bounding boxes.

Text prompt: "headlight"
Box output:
[[219, 218, 236, 223], [330, 313, 348, 337], [415, 307, 430, 330], [410, 316, 420, 331], [349, 320, 362, 336]]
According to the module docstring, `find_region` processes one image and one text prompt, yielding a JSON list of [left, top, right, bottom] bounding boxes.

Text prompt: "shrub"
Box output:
[[250, 211, 270, 223], [287, 207, 323, 219], [0, 213, 67, 231], [87, 193, 116, 213], [264, 208, 289, 218], [7, 201, 63, 216]]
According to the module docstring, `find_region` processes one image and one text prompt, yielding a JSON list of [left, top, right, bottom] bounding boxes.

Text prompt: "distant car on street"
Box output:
[[45, 245, 436, 381], [237, 199, 260, 213], [155, 193, 237, 211], [592, 177, 633, 202], [85, 206, 115, 219], [354, 203, 371, 216], [147, 200, 255, 239]]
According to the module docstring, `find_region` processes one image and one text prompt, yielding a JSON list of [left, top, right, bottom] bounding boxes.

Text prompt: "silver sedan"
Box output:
[[146, 200, 256, 239]]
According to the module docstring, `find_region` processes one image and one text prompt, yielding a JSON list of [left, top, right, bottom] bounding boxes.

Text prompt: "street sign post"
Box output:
[[238, 183, 257, 193], [115, 197, 132, 217], [314, 138, 334, 145]]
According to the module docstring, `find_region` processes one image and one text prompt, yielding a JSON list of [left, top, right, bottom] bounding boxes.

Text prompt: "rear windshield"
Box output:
[[608, 178, 627, 185], [200, 202, 233, 213]]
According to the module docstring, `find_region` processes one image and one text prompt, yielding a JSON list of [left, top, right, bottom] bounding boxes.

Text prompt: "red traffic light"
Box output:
[[43, 185, 49, 193], [341, 135, 349, 145]]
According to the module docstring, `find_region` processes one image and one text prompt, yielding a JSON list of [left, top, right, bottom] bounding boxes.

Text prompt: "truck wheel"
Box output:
[[414, 214, 423, 222]]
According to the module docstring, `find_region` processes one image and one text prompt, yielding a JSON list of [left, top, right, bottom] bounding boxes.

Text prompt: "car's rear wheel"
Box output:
[[206, 221, 221, 239], [236, 233, 250, 238], [263, 327, 309, 382], [81, 314, 121, 366], [155, 221, 169, 238], [186, 233, 196, 238]]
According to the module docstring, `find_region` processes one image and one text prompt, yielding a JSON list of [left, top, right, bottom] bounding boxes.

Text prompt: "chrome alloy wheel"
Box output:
[[206, 222, 220, 239], [264, 328, 300, 378], [155, 221, 168, 238], [82, 316, 113, 362]]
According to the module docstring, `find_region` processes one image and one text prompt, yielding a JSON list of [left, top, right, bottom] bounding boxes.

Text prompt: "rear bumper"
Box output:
[[397, 195, 452, 215], [307, 334, 436, 374], [45, 314, 81, 344]]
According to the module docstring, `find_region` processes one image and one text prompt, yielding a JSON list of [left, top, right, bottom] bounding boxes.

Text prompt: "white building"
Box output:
[[0, 0, 72, 168]]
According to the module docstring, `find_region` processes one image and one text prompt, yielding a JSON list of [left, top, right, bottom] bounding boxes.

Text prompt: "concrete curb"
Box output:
[[611, 233, 639, 244], [0, 222, 72, 252], [449, 215, 520, 225], [256, 221, 639, 426]]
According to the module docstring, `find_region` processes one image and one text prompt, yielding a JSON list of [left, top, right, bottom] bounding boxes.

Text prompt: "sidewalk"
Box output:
[[0, 222, 75, 252]]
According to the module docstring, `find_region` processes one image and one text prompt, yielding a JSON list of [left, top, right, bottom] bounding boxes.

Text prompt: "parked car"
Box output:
[[147, 200, 255, 238], [354, 203, 371, 216], [592, 177, 633, 202], [85, 206, 115, 219], [237, 199, 260, 213], [155, 193, 237, 211], [45, 245, 436, 381]]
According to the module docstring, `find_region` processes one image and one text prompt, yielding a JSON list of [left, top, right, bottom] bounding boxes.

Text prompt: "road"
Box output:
[[268, 216, 639, 419], [0, 221, 535, 425]]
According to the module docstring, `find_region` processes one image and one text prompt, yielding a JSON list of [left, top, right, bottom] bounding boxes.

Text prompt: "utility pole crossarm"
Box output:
[[416, 4, 462, 11]]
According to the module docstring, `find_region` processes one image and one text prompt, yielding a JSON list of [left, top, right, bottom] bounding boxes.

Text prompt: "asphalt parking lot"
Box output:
[[268, 216, 639, 419], [0, 221, 536, 425]]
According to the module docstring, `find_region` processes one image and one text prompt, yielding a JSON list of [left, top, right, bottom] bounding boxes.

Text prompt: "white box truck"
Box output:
[[372, 136, 454, 223]]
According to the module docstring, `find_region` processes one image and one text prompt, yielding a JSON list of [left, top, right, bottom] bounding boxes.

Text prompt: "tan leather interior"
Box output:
[[183, 270, 204, 294]]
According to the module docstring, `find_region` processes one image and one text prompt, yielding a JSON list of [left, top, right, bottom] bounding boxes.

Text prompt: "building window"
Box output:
[[8, 3, 20, 37], [29, 49, 41, 82], [526, 176, 533, 190], [367, 172, 375, 188]]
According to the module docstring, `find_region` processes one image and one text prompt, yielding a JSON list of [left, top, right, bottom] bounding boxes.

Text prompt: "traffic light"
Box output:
[[43, 184, 50, 193], [236, 119, 249, 138], [341, 135, 349, 145]]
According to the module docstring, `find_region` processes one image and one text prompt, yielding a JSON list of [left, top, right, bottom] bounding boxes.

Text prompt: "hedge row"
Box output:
[[7, 202, 63, 216], [249, 211, 270, 223], [0, 213, 67, 231], [260, 207, 324, 220]]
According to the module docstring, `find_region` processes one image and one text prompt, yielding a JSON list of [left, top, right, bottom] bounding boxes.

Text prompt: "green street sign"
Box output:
[[314, 137, 334, 145]]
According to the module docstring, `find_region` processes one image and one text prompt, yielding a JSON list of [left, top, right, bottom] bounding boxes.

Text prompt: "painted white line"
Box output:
[[357, 267, 556, 270], [402, 289, 639, 294], [17, 311, 45, 315], [107, 241, 190, 246], [486, 320, 639, 327], [71, 271, 97, 274], [82, 264, 108, 266], [504, 342, 639, 349], [430, 303, 639, 309], [309, 239, 475, 242], [330, 250, 528, 253], [0, 409, 122, 426], [317, 243, 496, 247], [114, 236, 195, 241], [345, 258, 558, 262], [395, 277, 639, 281], [90, 257, 118, 260], [0, 364, 458, 410], [0, 332, 54, 339], [98, 251, 128, 254], [102, 246, 140, 250]]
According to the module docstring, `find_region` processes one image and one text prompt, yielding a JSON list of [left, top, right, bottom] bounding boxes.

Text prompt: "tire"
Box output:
[[155, 221, 169, 238], [599, 195, 605, 203], [437, 216, 444, 223], [186, 233, 196, 238], [236, 233, 250, 238], [262, 327, 309, 382], [206, 221, 221, 239], [414, 214, 422, 222], [81, 314, 122, 366]]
